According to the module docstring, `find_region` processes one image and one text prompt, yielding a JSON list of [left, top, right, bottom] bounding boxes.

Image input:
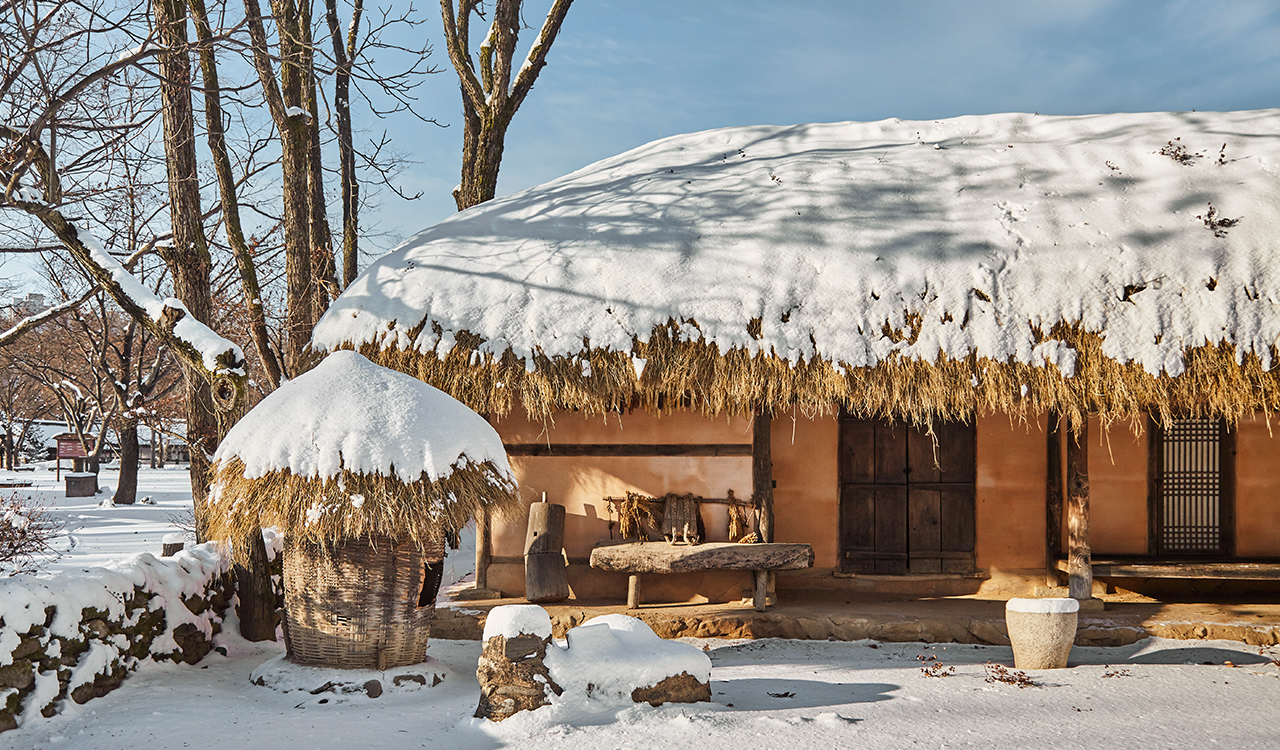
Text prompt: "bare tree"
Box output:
[[439, 0, 574, 210]]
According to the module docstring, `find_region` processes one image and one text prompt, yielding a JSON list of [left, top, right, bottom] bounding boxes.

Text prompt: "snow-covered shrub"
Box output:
[[0, 542, 235, 732], [0, 493, 64, 576]]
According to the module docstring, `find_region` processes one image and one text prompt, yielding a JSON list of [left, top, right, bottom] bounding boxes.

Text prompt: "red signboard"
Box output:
[[56, 438, 86, 459]]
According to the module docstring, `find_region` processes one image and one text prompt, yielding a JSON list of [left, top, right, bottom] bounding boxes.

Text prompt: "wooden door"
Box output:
[[839, 416, 976, 574]]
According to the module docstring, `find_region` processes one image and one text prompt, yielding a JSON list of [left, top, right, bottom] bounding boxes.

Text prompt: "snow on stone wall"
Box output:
[[0, 543, 237, 732]]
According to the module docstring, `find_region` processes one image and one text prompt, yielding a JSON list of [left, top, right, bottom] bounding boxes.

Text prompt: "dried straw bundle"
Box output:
[[350, 321, 1280, 431], [206, 456, 518, 562], [609, 491, 661, 541]]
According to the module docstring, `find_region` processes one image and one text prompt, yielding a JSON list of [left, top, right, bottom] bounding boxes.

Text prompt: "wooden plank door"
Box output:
[[840, 415, 975, 574]]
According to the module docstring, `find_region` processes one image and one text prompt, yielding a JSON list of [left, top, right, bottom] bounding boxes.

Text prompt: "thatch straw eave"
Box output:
[[342, 322, 1280, 430], [205, 456, 518, 558]]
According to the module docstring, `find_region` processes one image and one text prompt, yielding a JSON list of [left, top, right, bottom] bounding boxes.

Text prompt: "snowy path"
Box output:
[[9, 630, 1279, 750]]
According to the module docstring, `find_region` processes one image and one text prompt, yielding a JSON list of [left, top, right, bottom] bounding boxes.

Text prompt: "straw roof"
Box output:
[[206, 351, 518, 553], [313, 110, 1280, 427]]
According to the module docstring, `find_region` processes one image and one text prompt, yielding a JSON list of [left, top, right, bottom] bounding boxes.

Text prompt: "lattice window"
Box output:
[[1154, 418, 1230, 555]]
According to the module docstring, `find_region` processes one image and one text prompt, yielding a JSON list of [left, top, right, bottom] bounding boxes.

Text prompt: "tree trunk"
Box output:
[[324, 0, 362, 286], [276, 1, 316, 377], [190, 0, 284, 389], [113, 420, 139, 505], [152, 0, 217, 541], [453, 110, 509, 210], [235, 529, 278, 641], [441, 0, 575, 212]]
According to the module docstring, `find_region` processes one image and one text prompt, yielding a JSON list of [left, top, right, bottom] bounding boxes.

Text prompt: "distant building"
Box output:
[[7, 293, 48, 317]]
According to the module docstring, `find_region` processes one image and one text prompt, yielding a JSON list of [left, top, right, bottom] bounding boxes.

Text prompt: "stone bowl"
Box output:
[[1005, 597, 1079, 669]]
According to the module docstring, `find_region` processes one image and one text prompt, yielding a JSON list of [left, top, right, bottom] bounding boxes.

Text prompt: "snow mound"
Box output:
[[248, 653, 450, 700], [212, 350, 510, 482], [315, 109, 1280, 378], [1007, 597, 1081, 614], [483, 604, 553, 641], [544, 614, 711, 703]]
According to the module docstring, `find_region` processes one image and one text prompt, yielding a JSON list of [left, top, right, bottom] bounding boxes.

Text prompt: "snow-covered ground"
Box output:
[[1, 463, 477, 586], [5, 466, 1280, 749], [3, 463, 196, 572], [7, 626, 1280, 750]]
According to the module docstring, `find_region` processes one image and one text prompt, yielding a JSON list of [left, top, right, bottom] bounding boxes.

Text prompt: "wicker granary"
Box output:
[[206, 351, 518, 669]]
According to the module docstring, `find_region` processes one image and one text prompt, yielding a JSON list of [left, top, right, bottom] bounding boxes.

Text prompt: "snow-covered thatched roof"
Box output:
[[314, 110, 1280, 425], [206, 351, 517, 552]]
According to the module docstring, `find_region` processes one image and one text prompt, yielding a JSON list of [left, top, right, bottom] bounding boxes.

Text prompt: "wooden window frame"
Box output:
[[1146, 417, 1236, 558]]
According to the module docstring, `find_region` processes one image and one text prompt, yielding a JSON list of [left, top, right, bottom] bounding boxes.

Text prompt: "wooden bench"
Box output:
[[590, 540, 814, 612], [0, 480, 34, 488], [1054, 558, 1280, 580]]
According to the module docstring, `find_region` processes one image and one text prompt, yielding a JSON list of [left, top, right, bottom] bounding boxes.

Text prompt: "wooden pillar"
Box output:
[[627, 574, 642, 609], [1045, 411, 1063, 586], [475, 506, 491, 591], [753, 410, 776, 603], [753, 411, 774, 542], [1066, 416, 1092, 600]]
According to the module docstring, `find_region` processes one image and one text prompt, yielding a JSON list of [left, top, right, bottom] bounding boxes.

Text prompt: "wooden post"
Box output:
[[475, 506, 491, 591], [753, 569, 767, 612], [1046, 411, 1063, 586], [753, 411, 774, 543], [524, 502, 569, 603], [753, 410, 776, 604], [627, 574, 641, 609], [1066, 416, 1092, 601]]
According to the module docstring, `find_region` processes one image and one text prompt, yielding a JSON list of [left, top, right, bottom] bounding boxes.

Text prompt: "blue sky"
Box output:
[[367, 0, 1280, 245], [5, 1, 1280, 292]]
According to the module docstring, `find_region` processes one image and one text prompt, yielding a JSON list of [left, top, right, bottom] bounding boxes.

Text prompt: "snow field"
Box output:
[[7, 630, 1280, 750]]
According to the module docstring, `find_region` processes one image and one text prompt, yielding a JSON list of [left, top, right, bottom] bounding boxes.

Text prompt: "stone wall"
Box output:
[[0, 543, 237, 732]]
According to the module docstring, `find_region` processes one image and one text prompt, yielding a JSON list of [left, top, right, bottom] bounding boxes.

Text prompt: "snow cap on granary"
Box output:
[[313, 109, 1280, 427], [206, 350, 518, 555]]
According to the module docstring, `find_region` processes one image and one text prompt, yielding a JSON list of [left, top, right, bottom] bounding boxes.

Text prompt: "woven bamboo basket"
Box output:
[[282, 534, 445, 669]]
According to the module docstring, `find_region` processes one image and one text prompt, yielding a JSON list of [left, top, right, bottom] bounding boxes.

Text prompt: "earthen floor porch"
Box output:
[[431, 590, 1280, 648]]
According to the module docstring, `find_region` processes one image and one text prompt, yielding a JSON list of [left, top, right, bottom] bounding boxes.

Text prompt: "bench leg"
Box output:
[[627, 573, 642, 609], [753, 570, 767, 612]]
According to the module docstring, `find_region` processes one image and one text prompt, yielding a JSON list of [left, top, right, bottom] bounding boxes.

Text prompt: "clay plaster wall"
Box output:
[[490, 408, 1280, 601], [1234, 416, 1280, 557], [1086, 418, 1149, 556]]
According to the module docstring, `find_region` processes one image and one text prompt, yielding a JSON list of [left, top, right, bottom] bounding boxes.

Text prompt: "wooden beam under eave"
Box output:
[[1046, 411, 1064, 587], [1066, 416, 1092, 600]]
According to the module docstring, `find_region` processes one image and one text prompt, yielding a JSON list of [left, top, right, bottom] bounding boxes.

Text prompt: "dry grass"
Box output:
[[205, 456, 519, 561], [614, 492, 662, 541], [345, 320, 1280, 432]]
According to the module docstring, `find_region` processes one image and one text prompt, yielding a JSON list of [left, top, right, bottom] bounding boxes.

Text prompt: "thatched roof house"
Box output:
[[207, 350, 517, 667], [314, 109, 1280, 429], [313, 111, 1280, 606]]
